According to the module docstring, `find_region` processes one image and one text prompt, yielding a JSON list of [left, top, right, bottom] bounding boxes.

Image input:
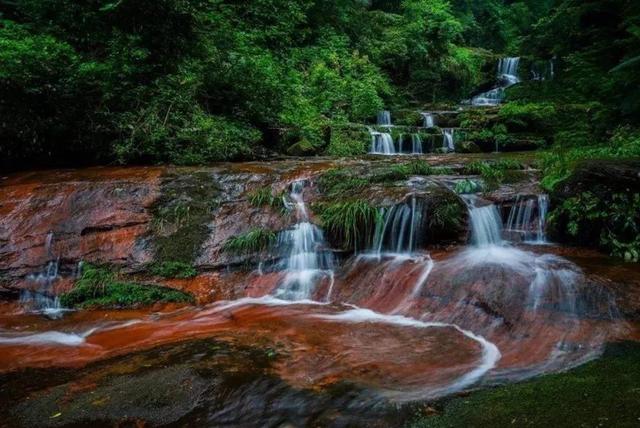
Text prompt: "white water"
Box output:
[[506, 194, 550, 244], [274, 180, 334, 300], [422, 113, 436, 128], [316, 306, 501, 401], [20, 231, 63, 318], [442, 128, 455, 152], [377, 110, 392, 126], [369, 129, 396, 155], [472, 57, 520, 106], [372, 196, 424, 255], [411, 134, 423, 154], [463, 196, 503, 247]]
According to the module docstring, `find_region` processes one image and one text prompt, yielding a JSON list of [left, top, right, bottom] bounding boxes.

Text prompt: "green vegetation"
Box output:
[[540, 128, 640, 190], [222, 228, 277, 255], [409, 342, 640, 428], [454, 179, 483, 194], [314, 200, 381, 251], [247, 186, 285, 211], [551, 192, 640, 262], [461, 160, 524, 189], [150, 261, 197, 279], [60, 264, 193, 309]]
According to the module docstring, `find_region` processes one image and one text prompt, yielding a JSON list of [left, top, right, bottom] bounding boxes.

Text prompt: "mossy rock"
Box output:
[[287, 139, 318, 156], [151, 170, 220, 266], [456, 141, 482, 153]]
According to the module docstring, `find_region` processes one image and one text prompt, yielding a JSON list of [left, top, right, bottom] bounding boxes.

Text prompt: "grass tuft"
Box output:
[[222, 228, 277, 255]]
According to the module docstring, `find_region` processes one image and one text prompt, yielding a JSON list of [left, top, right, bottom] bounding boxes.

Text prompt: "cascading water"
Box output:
[[372, 196, 425, 255], [377, 110, 392, 127], [442, 128, 455, 152], [462, 196, 503, 247], [369, 128, 396, 155], [422, 113, 436, 128], [471, 57, 520, 106], [411, 134, 423, 154], [506, 194, 550, 244], [273, 180, 334, 301], [397, 135, 424, 154], [19, 231, 63, 317]]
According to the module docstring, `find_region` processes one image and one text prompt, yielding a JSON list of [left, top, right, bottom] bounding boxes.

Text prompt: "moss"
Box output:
[[314, 200, 381, 251], [150, 261, 197, 279], [60, 264, 193, 309], [151, 171, 219, 265], [409, 342, 640, 428], [318, 168, 370, 199], [222, 228, 277, 255]]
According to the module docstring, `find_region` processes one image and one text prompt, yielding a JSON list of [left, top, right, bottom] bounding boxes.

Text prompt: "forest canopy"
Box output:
[[0, 0, 638, 169]]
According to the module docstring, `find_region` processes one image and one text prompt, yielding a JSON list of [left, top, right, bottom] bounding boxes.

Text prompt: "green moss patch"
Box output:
[[151, 171, 220, 265], [150, 261, 197, 279], [61, 265, 193, 309], [409, 342, 640, 428]]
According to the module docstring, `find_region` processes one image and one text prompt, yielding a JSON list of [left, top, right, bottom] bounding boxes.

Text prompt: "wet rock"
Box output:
[[0, 168, 163, 291], [13, 365, 209, 427]]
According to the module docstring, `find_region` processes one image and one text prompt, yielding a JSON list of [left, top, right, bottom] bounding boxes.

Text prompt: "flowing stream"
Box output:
[[0, 167, 629, 426]]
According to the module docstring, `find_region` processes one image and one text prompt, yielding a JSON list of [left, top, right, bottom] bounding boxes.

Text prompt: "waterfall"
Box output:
[[396, 134, 423, 154], [411, 134, 423, 154], [463, 196, 503, 247], [273, 180, 334, 300], [372, 196, 424, 255], [422, 113, 436, 128], [377, 110, 392, 126], [369, 129, 396, 155], [498, 57, 520, 85], [20, 231, 62, 318], [505, 194, 550, 244], [472, 57, 520, 106], [442, 129, 455, 152]]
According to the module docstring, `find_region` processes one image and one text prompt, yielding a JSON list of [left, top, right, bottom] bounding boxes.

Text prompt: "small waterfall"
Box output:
[[498, 57, 520, 84], [396, 135, 423, 154], [20, 231, 63, 317], [372, 196, 424, 255], [442, 129, 455, 152], [274, 180, 334, 300], [472, 57, 520, 106], [422, 113, 436, 128], [463, 197, 503, 247], [505, 194, 550, 244], [377, 110, 392, 126], [369, 129, 396, 155], [411, 134, 423, 154]]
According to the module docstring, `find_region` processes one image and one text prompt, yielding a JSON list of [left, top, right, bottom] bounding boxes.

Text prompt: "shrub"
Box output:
[[551, 192, 640, 262], [326, 126, 369, 156]]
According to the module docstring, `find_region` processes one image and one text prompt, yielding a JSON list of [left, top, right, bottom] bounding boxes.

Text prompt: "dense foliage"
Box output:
[[0, 0, 557, 169]]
